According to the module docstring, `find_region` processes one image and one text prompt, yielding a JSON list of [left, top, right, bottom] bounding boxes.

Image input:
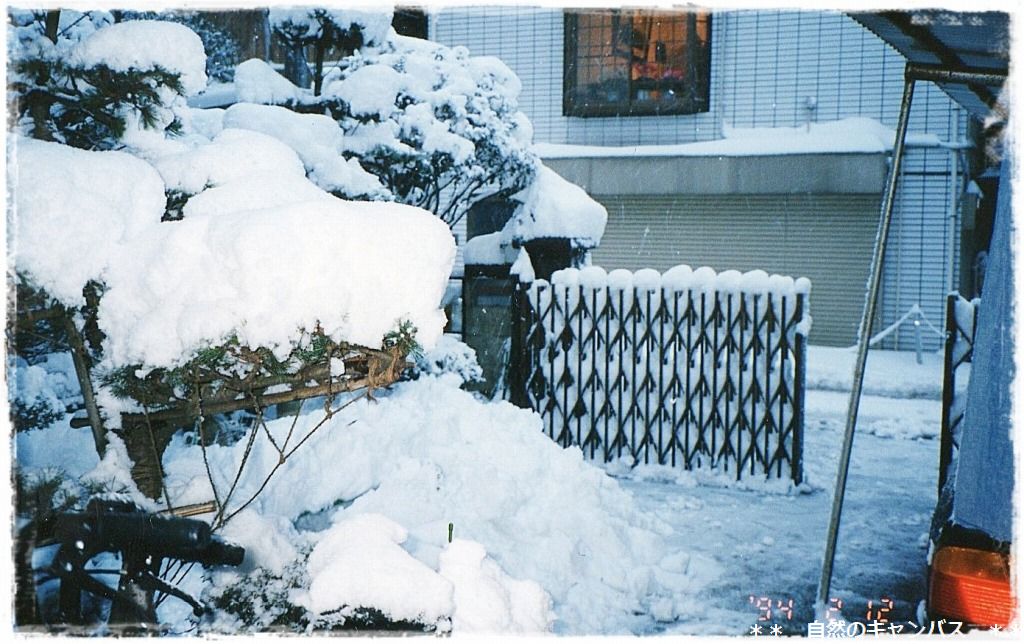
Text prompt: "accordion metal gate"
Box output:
[[509, 268, 808, 483]]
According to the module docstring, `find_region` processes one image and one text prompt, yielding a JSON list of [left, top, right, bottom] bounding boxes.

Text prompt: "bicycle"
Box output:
[[15, 496, 245, 634]]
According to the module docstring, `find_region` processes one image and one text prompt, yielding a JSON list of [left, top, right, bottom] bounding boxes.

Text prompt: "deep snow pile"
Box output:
[[12, 135, 455, 371], [12, 138, 166, 306], [160, 376, 719, 633]]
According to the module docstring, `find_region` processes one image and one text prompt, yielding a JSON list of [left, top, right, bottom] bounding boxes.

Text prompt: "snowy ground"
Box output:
[[13, 345, 945, 635], [617, 347, 944, 635]]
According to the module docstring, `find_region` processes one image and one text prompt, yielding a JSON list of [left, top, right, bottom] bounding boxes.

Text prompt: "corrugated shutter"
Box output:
[[591, 193, 881, 346]]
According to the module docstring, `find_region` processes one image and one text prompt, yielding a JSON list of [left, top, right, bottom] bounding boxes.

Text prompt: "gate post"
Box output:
[[791, 293, 807, 485], [508, 252, 534, 409]]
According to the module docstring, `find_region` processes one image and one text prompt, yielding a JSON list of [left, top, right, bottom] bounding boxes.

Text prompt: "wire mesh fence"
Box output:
[[510, 268, 808, 483]]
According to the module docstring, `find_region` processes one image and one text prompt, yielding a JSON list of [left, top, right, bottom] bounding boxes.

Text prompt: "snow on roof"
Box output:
[[12, 138, 166, 307], [533, 117, 948, 160], [70, 20, 208, 96], [502, 165, 607, 248]]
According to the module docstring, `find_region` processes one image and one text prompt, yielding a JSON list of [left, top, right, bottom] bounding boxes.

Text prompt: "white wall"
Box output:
[[431, 7, 973, 349]]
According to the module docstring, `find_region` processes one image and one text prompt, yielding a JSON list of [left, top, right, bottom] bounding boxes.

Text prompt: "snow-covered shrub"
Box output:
[[7, 12, 204, 149], [120, 10, 241, 83], [412, 335, 484, 384], [8, 353, 79, 432], [270, 7, 393, 92], [9, 12, 455, 501], [246, 23, 537, 227]]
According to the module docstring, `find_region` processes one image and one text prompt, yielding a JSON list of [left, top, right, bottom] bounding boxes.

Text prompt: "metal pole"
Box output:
[[815, 75, 916, 616]]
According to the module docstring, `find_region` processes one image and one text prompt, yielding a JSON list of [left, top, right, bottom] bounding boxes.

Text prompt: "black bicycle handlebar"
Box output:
[[51, 498, 244, 566]]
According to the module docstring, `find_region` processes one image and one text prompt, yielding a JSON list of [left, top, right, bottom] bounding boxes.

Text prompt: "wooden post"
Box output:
[[63, 315, 107, 458]]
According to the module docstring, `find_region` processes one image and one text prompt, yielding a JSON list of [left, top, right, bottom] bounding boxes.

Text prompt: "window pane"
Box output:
[[565, 9, 711, 117]]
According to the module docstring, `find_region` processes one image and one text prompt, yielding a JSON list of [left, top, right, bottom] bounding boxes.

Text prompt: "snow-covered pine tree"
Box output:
[[269, 7, 392, 94], [119, 9, 242, 83], [7, 10, 199, 150], [247, 8, 536, 228]]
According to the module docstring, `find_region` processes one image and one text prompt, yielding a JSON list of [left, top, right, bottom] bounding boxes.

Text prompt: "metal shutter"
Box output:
[[590, 193, 881, 346]]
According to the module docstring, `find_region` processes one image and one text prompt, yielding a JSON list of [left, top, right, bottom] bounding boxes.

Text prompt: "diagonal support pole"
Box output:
[[815, 73, 916, 616]]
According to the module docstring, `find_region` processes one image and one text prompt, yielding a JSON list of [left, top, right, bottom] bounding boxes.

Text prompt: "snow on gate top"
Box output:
[[540, 264, 812, 298]]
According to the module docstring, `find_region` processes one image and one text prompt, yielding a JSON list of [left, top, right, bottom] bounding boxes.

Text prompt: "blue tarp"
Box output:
[[951, 153, 1015, 543]]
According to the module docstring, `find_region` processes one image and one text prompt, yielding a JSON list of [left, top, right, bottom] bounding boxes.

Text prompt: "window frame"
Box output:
[[562, 9, 713, 118]]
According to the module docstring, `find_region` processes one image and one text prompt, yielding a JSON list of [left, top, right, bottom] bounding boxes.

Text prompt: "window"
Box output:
[[564, 9, 712, 117]]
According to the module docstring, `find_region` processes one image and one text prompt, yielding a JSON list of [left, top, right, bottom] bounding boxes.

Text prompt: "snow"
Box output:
[[805, 346, 943, 400], [222, 103, 388, 198], [269, 7, 393, 47], [15, 343, 954, 634], [8, 352, 80, 419], [414, 335, 484, 384], [328, 64, 405, 117], [438, 539, 552, 633], [13, 135, 454, 370], [298, 513, 455, 621], [183, 106, 226, 139], [510, 247, 536, 283], [234, 59, 301, 105], [160, 376, 719, 633], [533, 117, 947, 159], [153, 127, 307, 196], [70, 20, 207, 96], [542, 263, 811, 298], [97, 198, 455, 369], [463, 232, 516, 266], [14, 416, 98, 479], [11, 137, 166, 306], [501, 165, 607, 248], [181, 172, 332, 219]]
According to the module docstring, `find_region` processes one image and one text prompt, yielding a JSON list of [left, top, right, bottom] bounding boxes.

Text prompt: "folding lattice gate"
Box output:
[[509, 273, 808, 483]]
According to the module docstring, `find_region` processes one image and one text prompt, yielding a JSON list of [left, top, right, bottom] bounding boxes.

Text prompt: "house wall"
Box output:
[[432, 7, 972, 349]]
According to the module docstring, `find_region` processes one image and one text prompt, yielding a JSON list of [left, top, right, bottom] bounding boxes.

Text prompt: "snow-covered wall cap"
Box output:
[[70, 20, 207, 96], [464, 232, 516, 266], [510, 248, 535, 283], [501, 164, 608, 248], [539, 264, 811, 297], [12, 138, 166, 307], [534, 116, 953, 160], [234, 59, 302, 105]]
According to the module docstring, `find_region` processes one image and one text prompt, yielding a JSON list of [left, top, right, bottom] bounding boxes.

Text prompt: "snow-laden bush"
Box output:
[[234, 30, 536, 227], [9, 14, 455, 497], [8, 11, 204, 149], [120, 10, 242, 83], [412, 335, 484, 384]]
